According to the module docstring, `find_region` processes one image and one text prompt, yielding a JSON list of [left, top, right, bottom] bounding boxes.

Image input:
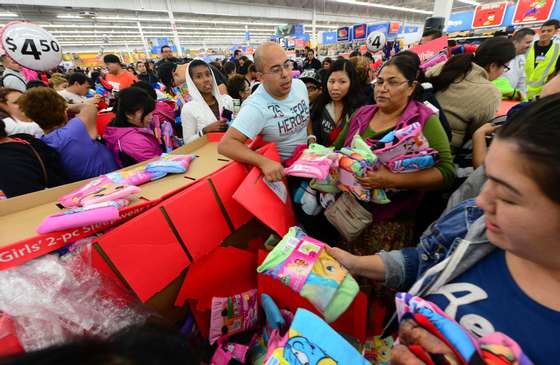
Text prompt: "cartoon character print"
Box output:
[[283, 336, 337, 365]]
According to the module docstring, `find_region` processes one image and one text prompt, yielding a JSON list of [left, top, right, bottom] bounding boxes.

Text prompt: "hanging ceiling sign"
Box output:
[[472, 2, 508, 28]]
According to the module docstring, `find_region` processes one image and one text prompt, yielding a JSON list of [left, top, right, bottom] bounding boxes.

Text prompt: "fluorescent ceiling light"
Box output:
[[0, 12, 18, 17], [455, 0, 480, 5], [57, 15, 82, 19], [328, 0, 432, 15]]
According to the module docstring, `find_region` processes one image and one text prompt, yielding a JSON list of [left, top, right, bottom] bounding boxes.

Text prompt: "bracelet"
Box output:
[[307, 135, 317, 144]]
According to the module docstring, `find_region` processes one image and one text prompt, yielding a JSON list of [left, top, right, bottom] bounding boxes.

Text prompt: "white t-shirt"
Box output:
[[2, 117, 43, 137], [58, 89, 87, 104], [231, 79, 309, 161]]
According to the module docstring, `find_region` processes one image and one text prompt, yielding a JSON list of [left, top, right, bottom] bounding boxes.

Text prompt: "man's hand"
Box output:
[[258, 158, 285, 182]]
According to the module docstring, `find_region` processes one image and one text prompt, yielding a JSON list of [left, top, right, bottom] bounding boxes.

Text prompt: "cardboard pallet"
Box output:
[[0, 134, 230, 270]]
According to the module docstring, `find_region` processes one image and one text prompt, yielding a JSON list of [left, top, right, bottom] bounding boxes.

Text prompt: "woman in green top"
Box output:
[[333, 54, 455, 258]]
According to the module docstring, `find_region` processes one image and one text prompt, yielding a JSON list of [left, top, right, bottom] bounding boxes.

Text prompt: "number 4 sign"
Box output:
[[367, 31, 387, 53], [1, 21, 62, 71]]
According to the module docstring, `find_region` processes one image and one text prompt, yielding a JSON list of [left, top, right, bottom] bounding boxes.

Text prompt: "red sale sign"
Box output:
[[409, 36, 448, 63], [513, 0, 556, 24], [389, 21, 401, 34], [472, 2, 508, 28]]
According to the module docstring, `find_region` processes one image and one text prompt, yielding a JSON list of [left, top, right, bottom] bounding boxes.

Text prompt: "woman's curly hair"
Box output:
[[18, 87, 67, 131]]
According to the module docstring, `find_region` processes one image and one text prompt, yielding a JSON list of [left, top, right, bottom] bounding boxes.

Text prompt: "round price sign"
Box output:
[[1, 21, 62, 71], [366, 31, 386, 53]]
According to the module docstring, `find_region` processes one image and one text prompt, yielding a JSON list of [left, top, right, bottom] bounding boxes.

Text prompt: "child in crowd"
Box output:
[[103, 87, 162, 167]]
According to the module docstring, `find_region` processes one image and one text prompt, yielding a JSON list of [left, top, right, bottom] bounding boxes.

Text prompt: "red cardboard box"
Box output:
[[96, 205, 191, 303], [233, 144, 295, 237], [175, 247, 258, 338]]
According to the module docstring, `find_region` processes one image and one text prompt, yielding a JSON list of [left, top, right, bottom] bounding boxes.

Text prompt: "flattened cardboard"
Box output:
[[233, 144, 295, 236], [257, 250, 367, 342], [95, 204, 191, 303], [0, 198, 155, 270], [162, 179, 231, 262], [0, 136, 228, 270]]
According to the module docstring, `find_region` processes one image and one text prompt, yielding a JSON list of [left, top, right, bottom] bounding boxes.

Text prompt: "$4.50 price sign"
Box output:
[[1, 21, 62, 71], [5, 37, 60, 60]]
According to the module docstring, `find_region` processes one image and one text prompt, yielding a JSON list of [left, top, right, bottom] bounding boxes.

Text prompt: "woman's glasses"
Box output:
[[375, 78, 409, 89]]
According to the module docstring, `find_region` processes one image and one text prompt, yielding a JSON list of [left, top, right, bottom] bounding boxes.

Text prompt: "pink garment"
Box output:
[[343, 100, 434, 148], [21, 68, 38, 82], [103, 126, 163, 168], [284, 158, 333, 180], [37, 199, 128, 234]]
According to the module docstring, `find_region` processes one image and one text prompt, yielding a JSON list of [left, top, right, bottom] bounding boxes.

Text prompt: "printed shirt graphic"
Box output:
[[425, 249, 560, 365], [231, 79, 309, 161]]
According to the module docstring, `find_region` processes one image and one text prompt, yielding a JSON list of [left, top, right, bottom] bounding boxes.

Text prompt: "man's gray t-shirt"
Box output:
[[231, 78, 309, 161]]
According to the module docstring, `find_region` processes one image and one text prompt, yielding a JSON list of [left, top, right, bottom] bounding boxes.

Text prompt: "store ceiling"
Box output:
[[0, 0, 492, 53]]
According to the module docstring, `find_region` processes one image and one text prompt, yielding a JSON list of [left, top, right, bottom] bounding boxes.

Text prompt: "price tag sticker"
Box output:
[[1, 21, 62, 71]]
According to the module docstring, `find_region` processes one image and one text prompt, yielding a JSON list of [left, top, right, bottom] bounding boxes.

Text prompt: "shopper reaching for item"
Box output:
[[103, 87, 162, 167], [18, 87, 117, 182], [218, 42, 310, 182], [329, 95, 560, 365]]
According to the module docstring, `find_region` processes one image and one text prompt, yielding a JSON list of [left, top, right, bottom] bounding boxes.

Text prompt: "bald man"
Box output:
[[218, 42, 310, 181]]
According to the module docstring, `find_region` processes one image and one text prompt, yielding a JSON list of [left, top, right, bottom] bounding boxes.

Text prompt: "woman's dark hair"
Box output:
[[496, 94, 560, 204], [224, 61, 237, 76], [0, 119, 7, 138], [239, 60, 253, 75], [26, 80, 48, 90], [188, 59, 211, 80], [157, 62, 178, 91], [311, 59, 365, 143], [428, 37, 516, 92], [110, 87, 155, 128], [131, 80, 157, 100], [226, 74, 250, 99], [388, 50, 426, 100]]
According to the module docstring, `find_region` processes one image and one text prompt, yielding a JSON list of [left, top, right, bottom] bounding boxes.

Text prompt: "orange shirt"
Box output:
[[106, 70, 138, 91]]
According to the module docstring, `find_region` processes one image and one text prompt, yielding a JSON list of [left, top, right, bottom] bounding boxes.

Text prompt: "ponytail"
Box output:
[[428, 53, 475, 92], [429, 37, 515, 92]]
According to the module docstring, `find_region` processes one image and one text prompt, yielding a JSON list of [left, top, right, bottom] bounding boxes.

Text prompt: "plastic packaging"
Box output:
[[0, 238, 149, 351]]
